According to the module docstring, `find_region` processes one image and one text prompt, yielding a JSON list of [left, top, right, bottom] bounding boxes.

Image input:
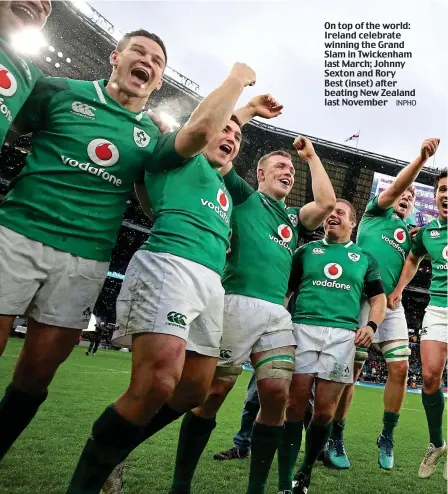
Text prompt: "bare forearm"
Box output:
[[392, 155, 426, 196], [368, 294, 387, 325], [234, 105, 255, 126], [187, 76, 245, 139], [308, 154, 336, 210], [395, 256, 421, 293]]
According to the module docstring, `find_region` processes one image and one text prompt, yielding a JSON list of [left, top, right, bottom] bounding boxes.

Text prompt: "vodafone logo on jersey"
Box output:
[[87, 139, 119, 167], [443, 246, 448, 262], [278, 224, 293, 243], [217, 189, 230, 212], [324, 263, 343, 280], [393, 228, 406, 244], [0, 64, 17, 97]]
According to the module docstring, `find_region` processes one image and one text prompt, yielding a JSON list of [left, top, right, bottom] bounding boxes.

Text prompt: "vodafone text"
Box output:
[[200, 199, 229, 223], [269, 235, 293, 255], [0, 98, 12, 124], [61, 156, 122, 186], [312, 279, 351, 290], [381, 235, 406, 258]]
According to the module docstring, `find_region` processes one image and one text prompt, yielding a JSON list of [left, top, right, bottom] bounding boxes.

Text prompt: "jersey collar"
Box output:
[[437, 218, 447, 228], [93, 80, 144, 121], [322, 239, 353, 248]]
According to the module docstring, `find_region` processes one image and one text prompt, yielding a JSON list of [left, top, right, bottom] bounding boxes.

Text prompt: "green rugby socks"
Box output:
[[422, 389, 445, 448]]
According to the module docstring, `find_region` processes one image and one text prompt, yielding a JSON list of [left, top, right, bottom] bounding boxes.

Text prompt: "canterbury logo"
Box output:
[[71, 101, 96, 119], [167, 311, 187, 327]]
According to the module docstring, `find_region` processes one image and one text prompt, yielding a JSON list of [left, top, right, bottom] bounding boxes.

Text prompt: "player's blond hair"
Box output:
[[257, 151, 292, 175], [336, 198, 357, 222]]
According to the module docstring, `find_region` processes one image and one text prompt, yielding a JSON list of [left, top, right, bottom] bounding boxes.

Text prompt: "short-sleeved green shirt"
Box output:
[[357, 195, 412, 295], [411, 218, 447, 308], [141, 153, 233, 276], [0, 77, 182, 261], [0, 37, 43, 146], [289, 239, 382, 330], [221, 168, 306, 305]]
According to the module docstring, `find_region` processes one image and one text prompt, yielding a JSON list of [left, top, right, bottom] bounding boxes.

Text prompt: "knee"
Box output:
[[286, 391, 307, 419], [388, 361, 409, 381], [206, 379, 233, 405], [423, 369, 441, 393], [261, 381, 289, 409], [150, 370, 179, 403]]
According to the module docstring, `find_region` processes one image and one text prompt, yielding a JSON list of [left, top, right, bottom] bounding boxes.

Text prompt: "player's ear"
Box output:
[[110, 50, 119, 68], [156, 77, 163, 91], [257, 167, 264, 183], [350, 219, 356, 229]]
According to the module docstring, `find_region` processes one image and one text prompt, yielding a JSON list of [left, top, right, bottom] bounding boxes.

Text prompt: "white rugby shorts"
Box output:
[[421, 305, 447, 343], [112, 250, 224, 357], [217, 294, 295, 368], [359, 299, 408, 344], [293, 323, 356, 384], [0, 225, 108, 329]]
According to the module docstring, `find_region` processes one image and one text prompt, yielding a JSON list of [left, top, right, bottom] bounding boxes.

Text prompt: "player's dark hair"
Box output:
[[116, 29, 167, 66], [336, 198, 357, 222], [230, 114, 243, 129], [434, 167, 447, 195], [258, 150, 292, 170]]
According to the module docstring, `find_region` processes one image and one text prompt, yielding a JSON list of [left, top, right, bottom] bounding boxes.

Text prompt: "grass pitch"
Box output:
[[0, 338, 446, 494]]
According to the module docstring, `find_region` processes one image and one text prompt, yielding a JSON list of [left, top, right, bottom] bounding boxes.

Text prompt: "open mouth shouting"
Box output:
[[442, 199, 448, 214], [219, 143, 233, 157], [279, 178, 291, 188], [130, 67, 150, 87], [11, 2, 40, 25], [398, 200, 408, 211], [326, 218, 340, 229]]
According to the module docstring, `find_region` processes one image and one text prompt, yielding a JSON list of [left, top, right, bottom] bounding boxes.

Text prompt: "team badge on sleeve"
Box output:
[[133, 127, 151, 148]]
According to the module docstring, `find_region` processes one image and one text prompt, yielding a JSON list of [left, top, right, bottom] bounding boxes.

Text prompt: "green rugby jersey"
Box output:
[[357, 195, 412, 295], [0, 77, 182, 261], [222, 168, 305, 305], [411, 218, 447, 308], [141, 153, 233, 276], [290, 239, 381, 330], [0, 37, 43, 146]]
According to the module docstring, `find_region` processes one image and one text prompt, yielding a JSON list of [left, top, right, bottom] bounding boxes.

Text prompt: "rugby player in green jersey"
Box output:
[[67, 72, 276, 494], [389, 168, 447, 480], [0, 26, 256, 463], [164, 136, 335, 494], [0, 1, 51, 146], [287, 199, 387, 494], [323, 138, 440, 471]]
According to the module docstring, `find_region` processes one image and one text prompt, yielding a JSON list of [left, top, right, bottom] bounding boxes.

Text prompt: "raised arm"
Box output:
[[173, 63, 256, 158], [377, 138, 439, 209], [296, 137, 336, 231]]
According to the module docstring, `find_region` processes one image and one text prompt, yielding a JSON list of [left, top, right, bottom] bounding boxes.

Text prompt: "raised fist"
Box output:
[[293, 136, 316, 160], [420, 138, 440, 160], [230, 63, 256, 88]]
